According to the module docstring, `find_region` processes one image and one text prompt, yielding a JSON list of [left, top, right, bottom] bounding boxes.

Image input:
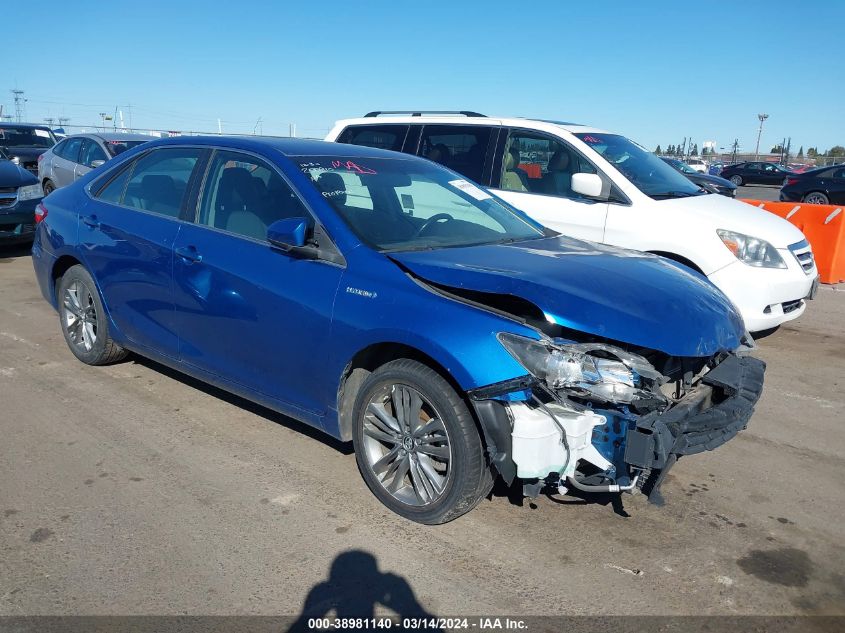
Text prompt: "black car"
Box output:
[[661, 158, 737, 197], [0, 146, 44, 244], [719, 161, 794, 187], [780, 165, 845, 205], [0, 123, 58, 176]]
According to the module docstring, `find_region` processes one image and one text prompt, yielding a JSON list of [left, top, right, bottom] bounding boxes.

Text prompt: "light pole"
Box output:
[[754, 113, 769, 160]]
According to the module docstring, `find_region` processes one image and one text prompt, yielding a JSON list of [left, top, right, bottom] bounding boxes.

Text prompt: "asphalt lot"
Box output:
[[1, 246, 844, 617], [736, 184, 781, 202]]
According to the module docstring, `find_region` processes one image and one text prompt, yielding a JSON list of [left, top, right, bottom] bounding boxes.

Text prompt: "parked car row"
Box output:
[[660, 157, 737, 197], [32, 135, 767, 523]]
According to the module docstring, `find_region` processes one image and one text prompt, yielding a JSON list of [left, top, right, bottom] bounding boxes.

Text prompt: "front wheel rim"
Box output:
[[62, 280, 98, 352], [805, 194, 826, 204], [361, 383, 452, 507]]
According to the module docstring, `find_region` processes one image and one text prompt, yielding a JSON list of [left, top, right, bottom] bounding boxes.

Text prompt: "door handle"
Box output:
[[82, 215, 100, 228], [175, 245, 202, 263]]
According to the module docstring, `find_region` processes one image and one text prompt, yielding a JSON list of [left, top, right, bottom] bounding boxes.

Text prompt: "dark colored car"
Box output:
[[0, 146, 44, 244], [719, 162, 794, 187], [0, 123, 58, 176], [780, 165, 845, 205], [31, 136, 763, 524], [661, 158, 737, 197]]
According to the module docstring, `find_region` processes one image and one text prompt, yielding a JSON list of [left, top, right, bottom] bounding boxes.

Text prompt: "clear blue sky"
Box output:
[[4, 0, 843, 153]]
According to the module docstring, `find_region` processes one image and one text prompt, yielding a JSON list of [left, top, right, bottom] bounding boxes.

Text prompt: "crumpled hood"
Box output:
[[390, 236, 745, 357]]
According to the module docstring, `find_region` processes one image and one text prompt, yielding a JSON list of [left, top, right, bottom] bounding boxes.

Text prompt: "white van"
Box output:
[[326, 112, 818, 332]]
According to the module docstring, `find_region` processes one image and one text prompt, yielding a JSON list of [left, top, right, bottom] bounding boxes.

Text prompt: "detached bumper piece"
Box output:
[[624, 354, 766, 504]]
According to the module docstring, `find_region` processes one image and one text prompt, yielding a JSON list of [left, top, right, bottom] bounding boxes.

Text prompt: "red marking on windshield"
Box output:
[[331, 160, 377, 175], [582, 135, 602, 144]]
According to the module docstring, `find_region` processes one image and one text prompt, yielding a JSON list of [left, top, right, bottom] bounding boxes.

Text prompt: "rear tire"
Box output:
[[352, 359, 490, 524], [730, 175, 743, 186], [57, 265, 127, 365], [42, 180, 56, 196], [803, 191, 829, 205]]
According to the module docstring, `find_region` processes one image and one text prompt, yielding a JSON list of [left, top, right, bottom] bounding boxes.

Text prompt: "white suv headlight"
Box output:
[[717, 229, 786, 269], [17, 184, 44, 201]]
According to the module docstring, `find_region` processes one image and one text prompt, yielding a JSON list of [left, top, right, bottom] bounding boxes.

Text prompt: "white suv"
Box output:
[[326, 112, 818, 332]]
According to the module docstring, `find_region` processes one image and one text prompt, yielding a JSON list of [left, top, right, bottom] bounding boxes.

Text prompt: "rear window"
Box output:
[[105, 140, 150, 157], [337, 125, 408, 152], [0, 126, 56, 148]]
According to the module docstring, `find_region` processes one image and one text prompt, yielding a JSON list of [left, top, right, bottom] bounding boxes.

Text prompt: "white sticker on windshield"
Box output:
[[34, 129, 50, 138], [448, 179, 491, 201]]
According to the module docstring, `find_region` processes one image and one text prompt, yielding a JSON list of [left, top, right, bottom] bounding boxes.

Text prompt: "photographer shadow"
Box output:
[[287, 550, 441, 632]]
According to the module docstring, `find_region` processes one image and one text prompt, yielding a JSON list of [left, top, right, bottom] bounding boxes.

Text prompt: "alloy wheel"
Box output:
[[361, 383, 452, 507], [62, 280, 98, 352], [804, 193, 829, 205]]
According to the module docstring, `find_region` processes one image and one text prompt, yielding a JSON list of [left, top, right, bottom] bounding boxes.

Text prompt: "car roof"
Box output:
[[144, 135, 417, 159], [332, 114, 610, 135], [0, 122, 53, 130]]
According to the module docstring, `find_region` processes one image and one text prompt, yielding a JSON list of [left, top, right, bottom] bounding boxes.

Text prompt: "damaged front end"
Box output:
[[468, 333, 765, 504]]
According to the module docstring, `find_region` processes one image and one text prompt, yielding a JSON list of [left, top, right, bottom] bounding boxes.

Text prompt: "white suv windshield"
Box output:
[[575, 133, 703, 199], [296, 156, 546, 252]]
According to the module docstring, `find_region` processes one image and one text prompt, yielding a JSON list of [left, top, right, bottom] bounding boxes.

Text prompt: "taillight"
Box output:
[[34, 203, 48, 224], [37, 153, 45, 162], [785, 177, 799, 186]]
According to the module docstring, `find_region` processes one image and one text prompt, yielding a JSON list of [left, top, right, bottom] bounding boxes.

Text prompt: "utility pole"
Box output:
[[58, 117, 70, 129], [44, 117, 55, 127], [732, 138, 739, 164], [784, 137, 791, 165], [11, 89, 25, 122], [754, 113, 769, 160], [289, 123, 296, 138]]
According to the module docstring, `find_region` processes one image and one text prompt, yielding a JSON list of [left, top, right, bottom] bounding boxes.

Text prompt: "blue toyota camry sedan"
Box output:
[[32, 136, 764, 524]]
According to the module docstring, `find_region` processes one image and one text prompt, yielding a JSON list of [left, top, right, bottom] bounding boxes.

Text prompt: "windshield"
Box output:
[[105, 139, 149, 157], [575, 133, 702, 198], [0, 126, 56, 148], [296, 156, 546, 252]]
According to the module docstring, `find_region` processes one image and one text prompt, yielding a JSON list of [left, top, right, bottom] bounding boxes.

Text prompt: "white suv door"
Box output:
[[488, 129, 612, 243]]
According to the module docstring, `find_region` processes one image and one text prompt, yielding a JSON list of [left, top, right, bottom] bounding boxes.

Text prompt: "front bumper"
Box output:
[[0, 197, 39, 243], [624, 354, 765, 503], [707, 249, 817, 332], [470, 354, 766, 504]]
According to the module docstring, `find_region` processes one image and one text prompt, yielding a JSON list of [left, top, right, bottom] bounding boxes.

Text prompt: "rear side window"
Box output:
[[417, 125, 493, 183], [96, 165, 133, 204], [336, 125, 408, 152], [95, 148, 201, 217], [62, 138, 83, 163], [52, 139, 68, 158]]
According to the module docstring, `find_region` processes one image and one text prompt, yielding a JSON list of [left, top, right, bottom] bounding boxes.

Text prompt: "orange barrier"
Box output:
[[741, 199, 845, 284]]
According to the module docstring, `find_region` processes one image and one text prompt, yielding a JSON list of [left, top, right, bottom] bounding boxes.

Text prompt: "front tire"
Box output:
[[352, 359, 490, 524], [42, 179, 56, 196], [730, 175, 743, 186], [57, 265, 127, 365], [803, 191, 829, 205]]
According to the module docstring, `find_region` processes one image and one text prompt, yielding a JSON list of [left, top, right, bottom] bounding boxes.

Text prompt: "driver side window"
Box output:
[[498, 131, 601, 201]]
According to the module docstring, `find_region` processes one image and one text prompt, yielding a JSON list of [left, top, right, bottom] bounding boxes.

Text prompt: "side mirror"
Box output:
[[267, 217, 309, 250], [90, 160, 106, 169], [571, 172, 604, 198]]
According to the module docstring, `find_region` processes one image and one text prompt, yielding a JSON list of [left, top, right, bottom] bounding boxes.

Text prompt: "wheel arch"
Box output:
[[335, 342, 469, 443], [51, 255, 84, 301], [648, 250, 705, 275]]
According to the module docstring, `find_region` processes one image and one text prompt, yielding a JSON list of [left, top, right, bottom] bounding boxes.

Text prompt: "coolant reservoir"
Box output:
[[510, 403, 608, 479]]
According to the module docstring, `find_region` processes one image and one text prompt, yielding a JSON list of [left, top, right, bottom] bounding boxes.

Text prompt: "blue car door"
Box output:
[[80, 147, 205, 358], [171, 149, 344, 417]]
